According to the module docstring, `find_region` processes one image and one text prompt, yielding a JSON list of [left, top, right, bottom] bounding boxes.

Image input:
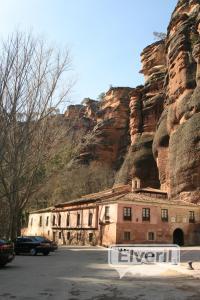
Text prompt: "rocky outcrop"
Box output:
[[153, 0, 200, 202], [62, 0, 200, 203], [75, 88, 133, 168], [64, 101, 98, 130], [115, 41, 166, 188]]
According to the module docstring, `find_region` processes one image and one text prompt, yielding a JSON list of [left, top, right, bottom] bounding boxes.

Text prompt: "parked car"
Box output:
[[14, 236, 52, 256], [0, 239, 15, 267], [27, 236, 58, 252]]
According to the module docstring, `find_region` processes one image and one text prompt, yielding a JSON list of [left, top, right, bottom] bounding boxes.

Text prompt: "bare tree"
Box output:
[[0, 32, 73, 239]]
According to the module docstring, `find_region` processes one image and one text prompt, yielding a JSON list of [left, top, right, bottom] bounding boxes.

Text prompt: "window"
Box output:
[[124, 231, 131, 241], [66, 214, 70, 227], [58, 214, 61, 227], [148, 232, 155, 241], [39, 216, 42, 227], [77, 232, 81, 241], [123, 207, 132, 221], [161, 209, 168, 222], [189, 211, 195, 223], [77, 213, 81, 226], [47, 230, 50, 236], [46, 216, 49, 226], [142, 208, 150, 221], [67, 232, 70, 240], [52, 215, 56, 226], [105, 206, 110, 220], [23, 238, 33, 243], [58, 232, 62, 239], [30, 218, 33, 227], [89, 233, 93, 243], [88, 213, 93, 226]]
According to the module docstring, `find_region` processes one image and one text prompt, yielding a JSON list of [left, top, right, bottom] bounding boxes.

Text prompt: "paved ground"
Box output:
[[0, 246, 200, 300]]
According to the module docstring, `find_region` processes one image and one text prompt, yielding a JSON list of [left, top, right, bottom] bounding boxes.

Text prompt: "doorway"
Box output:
[[173, 228, 184, 246]]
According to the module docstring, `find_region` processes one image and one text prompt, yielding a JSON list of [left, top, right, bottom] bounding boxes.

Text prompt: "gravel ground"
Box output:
[[0, 246, 200, 300]]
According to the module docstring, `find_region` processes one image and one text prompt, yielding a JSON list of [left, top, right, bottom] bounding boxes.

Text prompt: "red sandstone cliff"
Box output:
[[115, 40, 166, 188], [62, 0, 200, 203], [67, 88, 132, 167], [153, 0, 200, 202]]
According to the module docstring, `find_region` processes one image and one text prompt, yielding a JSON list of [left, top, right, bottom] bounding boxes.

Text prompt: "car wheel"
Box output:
[[30, 248, 37, 256], [43, 251, 49, 256]]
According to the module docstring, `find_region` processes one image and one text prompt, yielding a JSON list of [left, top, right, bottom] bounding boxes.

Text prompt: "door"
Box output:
[[53, 232, 56, 242], [173, 228, 184, 246]]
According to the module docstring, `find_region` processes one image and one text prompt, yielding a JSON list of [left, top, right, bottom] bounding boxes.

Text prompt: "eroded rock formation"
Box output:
[[63, 0, 200, 203], [73, 88, 133, 167], [153, 0, 200, 202], [115, 40, 166, 188]]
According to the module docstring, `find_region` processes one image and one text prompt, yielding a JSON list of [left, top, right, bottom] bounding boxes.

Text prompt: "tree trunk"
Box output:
[[9, 210, 22, 240]]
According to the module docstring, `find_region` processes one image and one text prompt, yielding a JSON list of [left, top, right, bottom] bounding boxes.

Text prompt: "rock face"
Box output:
[[63, 0, 200, 203], [115, 41, 166, 188], [73, 88, 133, 168], [153, 0, 200, 202]]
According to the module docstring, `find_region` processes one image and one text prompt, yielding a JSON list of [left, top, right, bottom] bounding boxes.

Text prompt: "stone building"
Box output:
[[25, 183, 200, 246]]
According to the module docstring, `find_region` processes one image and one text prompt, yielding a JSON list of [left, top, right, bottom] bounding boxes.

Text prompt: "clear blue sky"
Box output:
[[0, 0, 177, 104]]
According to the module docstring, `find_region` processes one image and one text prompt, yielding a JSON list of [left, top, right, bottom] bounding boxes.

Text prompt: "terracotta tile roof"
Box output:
[[134, 187, 167, 194], [110, 193, 200, 207], [55, 185, 131, 208], [30, 207, 55, 214], [29, 185, 199, 214]]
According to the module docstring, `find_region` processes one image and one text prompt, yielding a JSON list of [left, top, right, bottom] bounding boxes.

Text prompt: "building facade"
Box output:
[[24, 184, 200, 246]]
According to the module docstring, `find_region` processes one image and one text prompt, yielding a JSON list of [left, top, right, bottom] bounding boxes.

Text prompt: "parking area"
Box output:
[[1, 246, 200, 300]]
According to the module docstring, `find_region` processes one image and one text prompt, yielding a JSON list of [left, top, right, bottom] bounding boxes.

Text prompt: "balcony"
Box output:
[[189, 218, 195, 223], [105, 215, 110, 223], [123, 215, 132, 221], [142, 216, 150, 222], [161, 217, 168, 222]]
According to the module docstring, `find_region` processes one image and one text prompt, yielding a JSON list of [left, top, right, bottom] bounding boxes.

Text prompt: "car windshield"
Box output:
[[28, 236, 49, 242], [22, 238, 33, 242], [32, 236, 45, 241]]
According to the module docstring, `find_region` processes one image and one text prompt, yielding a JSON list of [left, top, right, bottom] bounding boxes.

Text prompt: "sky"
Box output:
[[0, 0, 178, 105]]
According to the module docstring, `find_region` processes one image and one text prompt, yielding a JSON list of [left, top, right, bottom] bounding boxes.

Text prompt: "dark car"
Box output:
[[27, 236, 58, 252], [0, 239, 15, 267], [14, 236, 51, 256]]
